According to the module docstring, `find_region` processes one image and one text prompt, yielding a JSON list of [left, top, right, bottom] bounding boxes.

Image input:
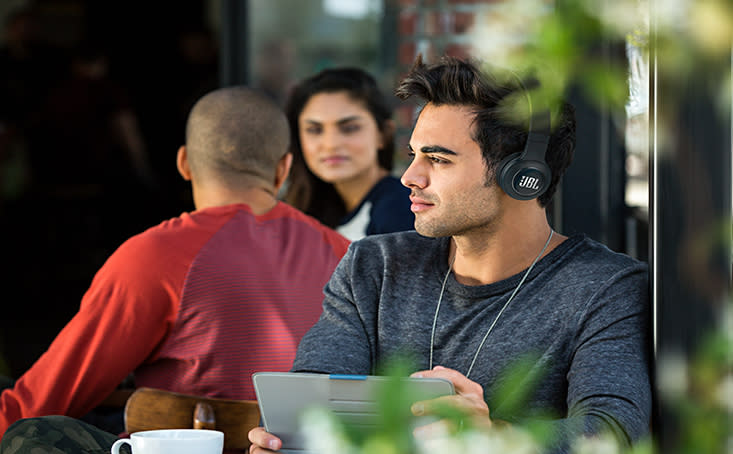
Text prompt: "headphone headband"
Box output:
[[496, 77, 552, 201], [522, 109, 551, 163]]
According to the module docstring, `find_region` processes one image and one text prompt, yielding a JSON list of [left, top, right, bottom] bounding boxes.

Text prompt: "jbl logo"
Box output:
[[518, 175, 540, 190]]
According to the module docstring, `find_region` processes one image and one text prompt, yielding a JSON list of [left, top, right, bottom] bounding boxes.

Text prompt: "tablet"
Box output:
[[252, 371, 455, 453]]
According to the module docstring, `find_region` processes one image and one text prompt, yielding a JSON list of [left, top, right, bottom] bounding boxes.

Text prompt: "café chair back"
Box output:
[[123, 387, 261, 451]]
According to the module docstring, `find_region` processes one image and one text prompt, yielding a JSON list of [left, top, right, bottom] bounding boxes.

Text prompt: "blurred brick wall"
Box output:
[[392, 0, 502, 172]]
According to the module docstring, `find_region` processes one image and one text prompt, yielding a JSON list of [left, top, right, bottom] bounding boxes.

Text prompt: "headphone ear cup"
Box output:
[[497, 152, 522, 197], [496, 153, 551, 200]]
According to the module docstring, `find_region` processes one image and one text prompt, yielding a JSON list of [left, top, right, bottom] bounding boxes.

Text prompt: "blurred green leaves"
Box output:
[[473, 0, 733, 119]]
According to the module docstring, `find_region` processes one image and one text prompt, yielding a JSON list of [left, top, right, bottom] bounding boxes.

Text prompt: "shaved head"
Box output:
[[185, 86, 290, 186]]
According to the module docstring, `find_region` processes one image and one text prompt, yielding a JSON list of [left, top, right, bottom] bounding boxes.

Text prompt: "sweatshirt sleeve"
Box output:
[[0, 235, 181, 438], [544, 265, 652, 452]]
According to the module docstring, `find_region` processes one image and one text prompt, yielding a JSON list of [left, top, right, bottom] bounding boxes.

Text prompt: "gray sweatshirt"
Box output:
[[293, 232, 651, 452]]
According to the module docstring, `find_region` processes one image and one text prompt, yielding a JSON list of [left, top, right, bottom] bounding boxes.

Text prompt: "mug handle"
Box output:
[[111, 438, 132, 454]]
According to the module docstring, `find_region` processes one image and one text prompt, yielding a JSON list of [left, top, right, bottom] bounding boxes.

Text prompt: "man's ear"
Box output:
[[177, 145, 192, 181], [274, 152, 293, 192]]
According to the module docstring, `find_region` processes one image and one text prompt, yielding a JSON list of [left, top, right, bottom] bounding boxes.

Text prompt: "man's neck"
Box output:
[[449, 210, 564, 286], [193, 185, 279, 216]]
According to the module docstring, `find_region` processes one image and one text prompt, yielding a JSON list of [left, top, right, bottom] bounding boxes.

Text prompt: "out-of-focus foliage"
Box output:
[[471, 0, 732, 121]]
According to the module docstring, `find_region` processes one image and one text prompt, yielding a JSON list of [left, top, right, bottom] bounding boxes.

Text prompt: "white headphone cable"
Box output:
[[429, 229, 554, 379]]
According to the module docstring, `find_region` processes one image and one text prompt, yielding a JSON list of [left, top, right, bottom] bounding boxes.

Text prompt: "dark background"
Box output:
[[0, 0, 218, 377]]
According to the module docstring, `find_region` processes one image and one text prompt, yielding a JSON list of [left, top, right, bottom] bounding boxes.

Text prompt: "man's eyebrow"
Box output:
[[408, 144, 458, 156]]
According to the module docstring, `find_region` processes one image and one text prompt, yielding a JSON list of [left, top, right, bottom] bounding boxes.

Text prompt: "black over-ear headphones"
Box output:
[[496, 80, 552, 201]]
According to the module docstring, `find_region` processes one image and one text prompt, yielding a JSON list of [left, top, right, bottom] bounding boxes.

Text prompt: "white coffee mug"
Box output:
[[111, 429, 224, 454]]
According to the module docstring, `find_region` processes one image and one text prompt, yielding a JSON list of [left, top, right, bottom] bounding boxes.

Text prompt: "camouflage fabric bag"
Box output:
[[0, 415, 127, 454]]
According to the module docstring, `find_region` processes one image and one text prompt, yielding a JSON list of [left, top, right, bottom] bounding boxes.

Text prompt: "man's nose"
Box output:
[[401, 158, 427, 189]]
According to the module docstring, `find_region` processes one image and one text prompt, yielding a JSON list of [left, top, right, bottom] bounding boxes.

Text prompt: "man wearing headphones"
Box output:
[[249, 56, 651, 453]]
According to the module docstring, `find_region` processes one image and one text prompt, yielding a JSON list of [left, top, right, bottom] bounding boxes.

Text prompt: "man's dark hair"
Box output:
[[395, 55, 575, 207]]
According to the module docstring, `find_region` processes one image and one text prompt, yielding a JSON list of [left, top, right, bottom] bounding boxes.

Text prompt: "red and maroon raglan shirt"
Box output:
[[0, 202, 350, 437]]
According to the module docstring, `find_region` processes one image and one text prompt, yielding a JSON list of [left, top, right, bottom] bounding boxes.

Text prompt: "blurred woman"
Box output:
[[283, 67, 413, 240]]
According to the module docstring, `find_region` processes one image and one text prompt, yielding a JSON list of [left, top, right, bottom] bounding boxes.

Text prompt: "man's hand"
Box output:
[[410, 365, 492, 436], [248, 427, 282, 453]]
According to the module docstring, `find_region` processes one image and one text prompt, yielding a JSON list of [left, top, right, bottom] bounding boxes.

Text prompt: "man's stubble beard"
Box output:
[[414, 170, 499, 239]]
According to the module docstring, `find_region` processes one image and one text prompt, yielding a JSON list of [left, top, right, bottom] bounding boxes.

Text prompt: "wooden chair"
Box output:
[[123, 387, 261, 451]]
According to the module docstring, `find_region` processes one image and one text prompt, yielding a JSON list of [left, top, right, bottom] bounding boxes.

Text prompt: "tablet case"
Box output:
[[252, 372, 455, 453]]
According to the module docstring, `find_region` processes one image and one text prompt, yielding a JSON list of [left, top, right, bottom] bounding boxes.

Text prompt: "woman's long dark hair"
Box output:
[[283, 67, 395, 228]]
